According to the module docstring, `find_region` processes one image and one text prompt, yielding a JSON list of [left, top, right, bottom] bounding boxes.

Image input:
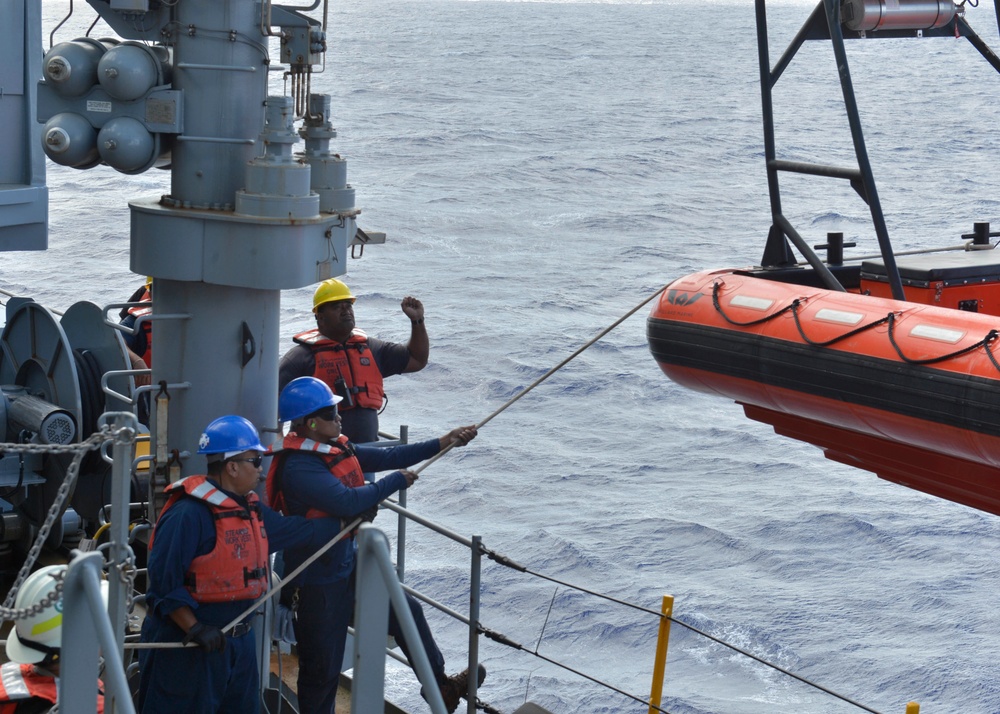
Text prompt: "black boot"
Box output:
[[438, 664, 487, 712]]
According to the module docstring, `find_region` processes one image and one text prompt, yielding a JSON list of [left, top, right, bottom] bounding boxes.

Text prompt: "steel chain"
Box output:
[[120, 546, 138, 610], [0, 426, 129, 620]]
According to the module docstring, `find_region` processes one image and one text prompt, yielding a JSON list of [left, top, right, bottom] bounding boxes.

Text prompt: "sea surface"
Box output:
[[8, 0, 1000, 712]]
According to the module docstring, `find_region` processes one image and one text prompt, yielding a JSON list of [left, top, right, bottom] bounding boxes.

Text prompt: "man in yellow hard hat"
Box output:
[[278, 278, 429, 446]]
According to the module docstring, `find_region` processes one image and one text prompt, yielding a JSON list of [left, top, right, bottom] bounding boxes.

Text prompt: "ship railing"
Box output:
[[0, 422, 913, 712], [353, 523, 457, 714], [378, 495, 915, 714], [101, 300, 189, 438], [378, 495, 668, 713], [799, 238, 1000, 269], [374, 498, 484, 712], [60, 551, 136, 714]]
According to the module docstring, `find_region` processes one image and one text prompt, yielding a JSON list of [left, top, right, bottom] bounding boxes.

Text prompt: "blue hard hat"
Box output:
[[198, 415, 266, 454], [279, 377, 342, 422]]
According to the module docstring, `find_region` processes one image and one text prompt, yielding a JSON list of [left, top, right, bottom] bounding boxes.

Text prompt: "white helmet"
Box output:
[[6, 565, 66, 664]]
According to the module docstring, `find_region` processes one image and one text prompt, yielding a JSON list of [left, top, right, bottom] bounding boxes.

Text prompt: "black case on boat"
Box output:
[[861, 251, 1000, 314]]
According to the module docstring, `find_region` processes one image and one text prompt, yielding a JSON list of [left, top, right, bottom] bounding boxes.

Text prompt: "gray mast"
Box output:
[[36, 0, 358, 480], [0, 0, 47, 250]]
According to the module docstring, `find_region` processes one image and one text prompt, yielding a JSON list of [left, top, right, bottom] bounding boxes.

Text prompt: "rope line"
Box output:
[[414, 285, 668, 474], [712, 281, 799, 327], [886, 312, 1000, 367], [714, 281, 890, 346], [791, 306, 893, 348], [135, 287, 669, 649], [126, 516, 363, 649], [986, 338, 1000, 373]]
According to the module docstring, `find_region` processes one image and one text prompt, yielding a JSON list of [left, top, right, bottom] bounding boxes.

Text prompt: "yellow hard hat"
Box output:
[[312, 278, 355, 312], [145, 276, 153, 286]]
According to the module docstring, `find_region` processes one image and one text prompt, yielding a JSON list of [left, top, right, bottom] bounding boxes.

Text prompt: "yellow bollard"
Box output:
[[905, 703, 920, 714], [648, 594, 674, 714]]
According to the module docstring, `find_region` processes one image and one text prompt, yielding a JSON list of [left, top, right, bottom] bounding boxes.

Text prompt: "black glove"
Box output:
[[360, 504, 379, 523], [182, 622, 226, 652]]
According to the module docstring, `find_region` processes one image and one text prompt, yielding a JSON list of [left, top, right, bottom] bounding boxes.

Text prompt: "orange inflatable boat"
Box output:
[[645, 0, 1000, 516], [647, 265, 1000, 516]]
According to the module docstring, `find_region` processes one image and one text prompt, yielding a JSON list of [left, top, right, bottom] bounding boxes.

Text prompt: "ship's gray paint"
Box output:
[[65, 0, 357, 464], [2, 0, 357, 464], [0, 0, 47, 250]]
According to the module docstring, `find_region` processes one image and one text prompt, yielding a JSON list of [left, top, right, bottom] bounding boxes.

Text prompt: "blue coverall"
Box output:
[[275, 438, 446, 714], [137, 480, 341, 714]]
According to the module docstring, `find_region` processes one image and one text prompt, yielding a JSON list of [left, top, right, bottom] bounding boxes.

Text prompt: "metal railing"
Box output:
[[61, 552, 136, 714], [353, 524, 454, 714]]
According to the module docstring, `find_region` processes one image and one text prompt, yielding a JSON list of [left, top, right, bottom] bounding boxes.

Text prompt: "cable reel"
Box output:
[[0, 299, 139, 560]]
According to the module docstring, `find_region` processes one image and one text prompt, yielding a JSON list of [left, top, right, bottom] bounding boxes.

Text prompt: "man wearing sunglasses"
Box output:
[[138, 414, 345, 714], [266, 376, 481, 714]]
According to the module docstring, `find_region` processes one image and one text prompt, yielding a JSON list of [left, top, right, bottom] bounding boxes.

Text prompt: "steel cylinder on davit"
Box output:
[[842, 0, 957, 32]]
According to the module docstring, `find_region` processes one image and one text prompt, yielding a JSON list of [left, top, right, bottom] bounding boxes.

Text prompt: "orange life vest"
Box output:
[[0, 662, 105, 713], [292, 328, 385, 410], [127, 288, 152, 367], [266, 434, 364, 519], [151, 476, 269, 603]]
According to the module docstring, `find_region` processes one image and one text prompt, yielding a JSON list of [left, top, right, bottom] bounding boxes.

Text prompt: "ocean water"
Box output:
[[10, 0, 1000, 712]]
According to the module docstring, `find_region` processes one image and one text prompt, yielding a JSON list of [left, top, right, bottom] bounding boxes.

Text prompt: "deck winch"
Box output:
[[5, 392, 77, 446], [0, 299, 147, 561]]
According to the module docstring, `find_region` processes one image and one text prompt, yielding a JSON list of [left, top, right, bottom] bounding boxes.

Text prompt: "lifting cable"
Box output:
[[415, 284, 668, 475], [482, 545, 884, 714]]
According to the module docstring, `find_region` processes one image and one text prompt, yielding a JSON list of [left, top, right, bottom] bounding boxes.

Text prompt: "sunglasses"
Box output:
[[230, 455, 264, 468], [312, 408, 339, 422]]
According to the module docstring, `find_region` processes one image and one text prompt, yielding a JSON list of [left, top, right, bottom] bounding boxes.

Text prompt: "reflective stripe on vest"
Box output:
[[0, 663, 56, 704], [266, 434, 364, 519], [153, 475, 269, 603]]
